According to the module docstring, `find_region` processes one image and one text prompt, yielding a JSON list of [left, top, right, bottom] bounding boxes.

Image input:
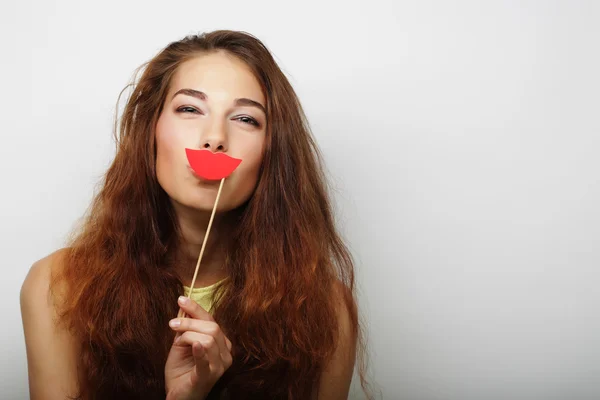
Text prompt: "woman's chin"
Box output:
[[188, 199, 234, 214]]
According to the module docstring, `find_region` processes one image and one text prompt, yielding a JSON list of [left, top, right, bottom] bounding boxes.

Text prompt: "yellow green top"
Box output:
[[182, 277, 227, 314]]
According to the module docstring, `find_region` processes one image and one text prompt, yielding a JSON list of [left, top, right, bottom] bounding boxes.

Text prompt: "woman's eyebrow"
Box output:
[[171, 88, 266, 115]]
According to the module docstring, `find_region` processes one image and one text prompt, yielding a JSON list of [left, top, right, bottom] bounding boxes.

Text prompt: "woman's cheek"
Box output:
[[227, 165, 259, 206]]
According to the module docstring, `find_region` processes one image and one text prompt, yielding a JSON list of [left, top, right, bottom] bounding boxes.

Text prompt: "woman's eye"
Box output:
[[176, 107, 259, 127], [237, 116, 260, 127], [176, 106, 200, 114]]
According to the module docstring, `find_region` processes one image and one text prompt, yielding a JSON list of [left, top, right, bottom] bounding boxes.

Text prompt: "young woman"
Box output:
[[20, 30, 373, 400]]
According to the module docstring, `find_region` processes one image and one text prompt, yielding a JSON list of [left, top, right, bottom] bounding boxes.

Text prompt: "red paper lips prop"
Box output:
[[185, 148, 242, 180]]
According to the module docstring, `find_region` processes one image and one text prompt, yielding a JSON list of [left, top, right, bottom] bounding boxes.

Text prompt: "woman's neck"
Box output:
[[170, 200, 232, 288]]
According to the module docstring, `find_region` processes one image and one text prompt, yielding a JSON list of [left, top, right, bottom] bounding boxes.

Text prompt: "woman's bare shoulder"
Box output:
[[21, 248, 74, 318], [20, 248, 81, 399], [21, 248, 69, 299]]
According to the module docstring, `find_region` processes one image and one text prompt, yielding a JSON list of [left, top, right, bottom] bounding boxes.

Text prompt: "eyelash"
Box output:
[[176, 106, 261, 127]]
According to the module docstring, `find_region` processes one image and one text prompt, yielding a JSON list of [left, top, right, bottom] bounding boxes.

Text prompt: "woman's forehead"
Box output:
[[169, 54, 265, 104]]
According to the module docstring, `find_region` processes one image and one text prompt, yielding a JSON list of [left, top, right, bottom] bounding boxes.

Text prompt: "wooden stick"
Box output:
[[177, 177, 226, 319]]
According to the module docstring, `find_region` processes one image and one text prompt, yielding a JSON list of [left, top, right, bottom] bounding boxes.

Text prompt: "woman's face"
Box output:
[[155, 51, 267, 213]]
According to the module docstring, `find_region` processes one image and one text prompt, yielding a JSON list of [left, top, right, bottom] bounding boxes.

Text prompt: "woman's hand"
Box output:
[[165, 296, 233, 400]]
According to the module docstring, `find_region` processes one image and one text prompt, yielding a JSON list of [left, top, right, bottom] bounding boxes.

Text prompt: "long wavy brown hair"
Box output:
[[51, 30, 374, 399]]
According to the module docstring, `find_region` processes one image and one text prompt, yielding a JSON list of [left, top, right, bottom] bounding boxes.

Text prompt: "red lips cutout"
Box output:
[[185, 148, 242, 180]]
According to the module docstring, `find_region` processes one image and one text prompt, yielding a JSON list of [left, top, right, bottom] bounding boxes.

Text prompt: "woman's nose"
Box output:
[[200, 121, 228, 152], [202, 138, 226, 151]]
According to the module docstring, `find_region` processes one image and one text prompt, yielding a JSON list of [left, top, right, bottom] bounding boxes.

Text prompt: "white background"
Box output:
[[2, 1, 599, 399]]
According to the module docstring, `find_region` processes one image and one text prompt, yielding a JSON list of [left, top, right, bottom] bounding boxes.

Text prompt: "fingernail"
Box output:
[[174, 335, 182, 343], [169, 319, 181, 327], [178, 296, 188, 305]]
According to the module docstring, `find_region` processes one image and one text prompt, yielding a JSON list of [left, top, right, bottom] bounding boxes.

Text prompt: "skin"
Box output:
[[20, 249, 80, 400], [20, 51, 356, 399]]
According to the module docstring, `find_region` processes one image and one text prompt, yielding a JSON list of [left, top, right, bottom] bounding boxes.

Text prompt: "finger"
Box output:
[[175, 296, 232, 355], [198, 334, 223, 372], [190, 341, 210, 377], [178, 332, 224, 373], [169, 318, 230, 358], [178, 296, 214, 321], [192, 341, 209, 374], [175, 331, 208, 347]]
